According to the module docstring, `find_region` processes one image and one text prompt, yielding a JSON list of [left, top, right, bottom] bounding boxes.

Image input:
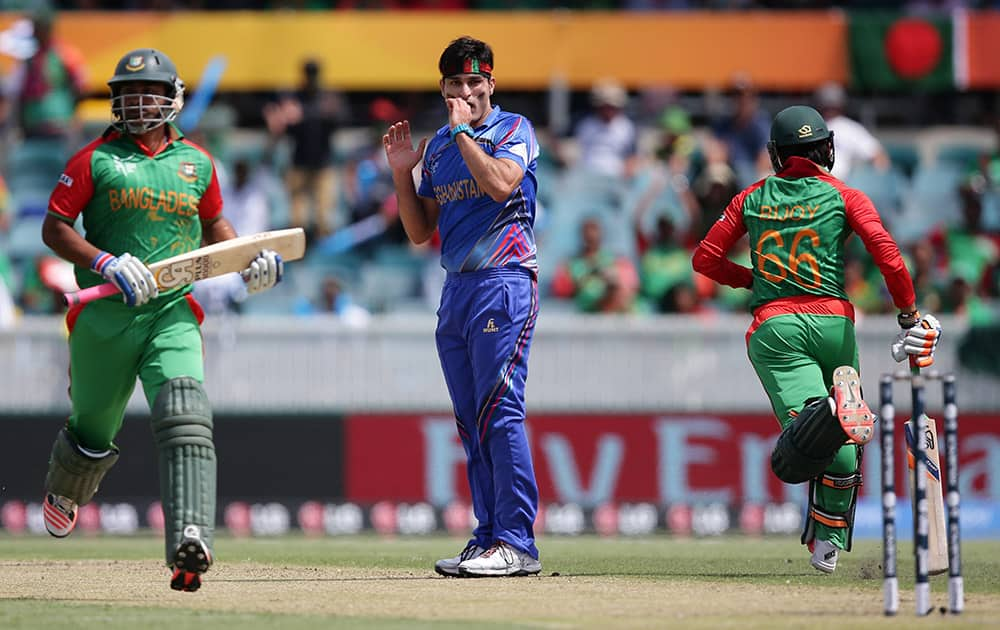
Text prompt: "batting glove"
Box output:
[[242, 249, 283, 294], [891, 312, 942, 368], [91, 251, 158, 307]]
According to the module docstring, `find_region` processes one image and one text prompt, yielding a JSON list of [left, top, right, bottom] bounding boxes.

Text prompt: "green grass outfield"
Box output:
[[1, 534, 998, 628]]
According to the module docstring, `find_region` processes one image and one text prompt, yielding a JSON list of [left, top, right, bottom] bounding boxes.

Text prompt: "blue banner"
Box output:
[[854, 498, 1000, 540]]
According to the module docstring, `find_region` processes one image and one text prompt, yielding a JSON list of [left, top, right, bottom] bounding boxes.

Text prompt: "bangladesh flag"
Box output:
[[849, 12, 954, 92]]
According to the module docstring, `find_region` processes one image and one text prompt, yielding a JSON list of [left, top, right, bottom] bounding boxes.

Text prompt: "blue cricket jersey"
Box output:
[[417, 106, 539, 274], [422, 106, 542, 558]]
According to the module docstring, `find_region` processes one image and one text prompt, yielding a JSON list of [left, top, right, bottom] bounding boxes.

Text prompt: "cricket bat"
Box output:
[[62, 228, 306, 306], [905, 413, 949, 575]]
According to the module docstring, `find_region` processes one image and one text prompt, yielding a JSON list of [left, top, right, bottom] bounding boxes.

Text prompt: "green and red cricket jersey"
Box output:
[[47, 123, 223, 293], [693, 156, 915, 336]]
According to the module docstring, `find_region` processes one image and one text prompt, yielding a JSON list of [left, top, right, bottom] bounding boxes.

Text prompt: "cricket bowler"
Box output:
[[39, 48, 283, 592], [383, 36, 542, 577], [693, 105, 942, 573]]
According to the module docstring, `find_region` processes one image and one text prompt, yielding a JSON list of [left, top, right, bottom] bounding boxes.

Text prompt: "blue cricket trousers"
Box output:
[[435, 265, 540, 559]]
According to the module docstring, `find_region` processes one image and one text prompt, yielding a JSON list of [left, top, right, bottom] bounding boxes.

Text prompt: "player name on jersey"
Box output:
[[758, 203, 821, 221]]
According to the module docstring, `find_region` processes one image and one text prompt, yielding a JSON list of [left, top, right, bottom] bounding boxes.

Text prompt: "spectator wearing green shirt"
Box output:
[[551, 217, 639, 313], [634, 211, 695, 313]]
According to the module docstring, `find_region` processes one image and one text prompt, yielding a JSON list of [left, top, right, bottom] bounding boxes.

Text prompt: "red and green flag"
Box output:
[[849, 11, 955, 92]]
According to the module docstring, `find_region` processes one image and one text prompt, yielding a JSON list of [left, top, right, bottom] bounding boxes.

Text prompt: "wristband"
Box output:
[[449, 123, 474, 140], [897, 310, 920, 330], [91, 251, 115, 275]]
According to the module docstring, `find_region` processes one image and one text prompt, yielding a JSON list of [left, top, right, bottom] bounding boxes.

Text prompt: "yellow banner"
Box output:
[[0, 11, 847, 91]]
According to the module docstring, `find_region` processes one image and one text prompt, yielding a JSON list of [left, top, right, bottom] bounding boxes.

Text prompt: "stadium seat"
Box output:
[[533, 159, 561, 208], [6, 139, 67, 175], [267, 183, 291, 228], [624, 171, 690, 234], [5, 140, 65, 218], [936, 144, 984, 171], [373, 244, 426, 269], [5, 215, 47, 260], [545, 170, 635, 263], [6, 142, 65, 202], [358, 267, 416, 313], [981, 191, 1000, 233], [301, 253, 362, 289], [9, 186, 52, 218], [239, 274, 300, 316], [883, 142, 920, 178], [560, 170, 626, 210], [846, 165, 907, 220], [896, 164, 964, 244], [734, 162, 761, 189], [358, 251, 422, 312]]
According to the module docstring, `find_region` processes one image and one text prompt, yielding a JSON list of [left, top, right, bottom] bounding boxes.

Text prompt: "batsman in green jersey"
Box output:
[[694, 106, 942, 573], [40, 48, 284, 592]]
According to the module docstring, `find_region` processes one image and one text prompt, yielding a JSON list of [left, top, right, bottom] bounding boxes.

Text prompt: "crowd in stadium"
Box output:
[[0, 6, 998, 327]]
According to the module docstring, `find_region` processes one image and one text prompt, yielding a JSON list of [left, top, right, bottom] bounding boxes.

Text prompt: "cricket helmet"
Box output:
[[108, 48, 185, 134], [766, 105, 835, 173]]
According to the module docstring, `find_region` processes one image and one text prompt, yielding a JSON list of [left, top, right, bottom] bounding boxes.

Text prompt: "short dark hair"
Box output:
[[439, 36, 494, 78], [775, 137, 835, 172]]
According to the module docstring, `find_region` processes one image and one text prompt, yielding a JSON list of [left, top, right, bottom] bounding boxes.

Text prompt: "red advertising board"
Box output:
[[345, 414, 1000, 506]]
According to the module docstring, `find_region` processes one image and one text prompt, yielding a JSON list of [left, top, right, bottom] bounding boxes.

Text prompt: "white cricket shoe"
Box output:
[[810, 538, 839, 574], [458, 541, 541, 577], [43, 493, 78, 538], [434, 542, 487, 577]]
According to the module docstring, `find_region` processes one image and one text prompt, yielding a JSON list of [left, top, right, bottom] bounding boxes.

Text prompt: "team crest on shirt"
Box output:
[[177, 162, 197, 182], [424, 150, 441, 175], [126, 56, 145, 72]]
